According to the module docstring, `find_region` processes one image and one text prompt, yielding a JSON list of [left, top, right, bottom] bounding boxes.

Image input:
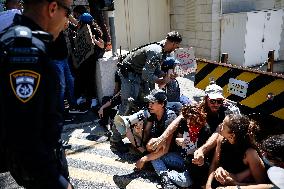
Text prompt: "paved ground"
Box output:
[[0, 75, 203, 189]]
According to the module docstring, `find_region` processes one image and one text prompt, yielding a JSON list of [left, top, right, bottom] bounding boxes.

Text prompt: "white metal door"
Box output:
[[244, 11, 265, 66], [221, 13, 247, 66], [262, 9, 283, 61]]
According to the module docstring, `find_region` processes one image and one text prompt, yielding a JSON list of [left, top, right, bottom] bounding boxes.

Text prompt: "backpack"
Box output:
[[165, 79, 180, 102]]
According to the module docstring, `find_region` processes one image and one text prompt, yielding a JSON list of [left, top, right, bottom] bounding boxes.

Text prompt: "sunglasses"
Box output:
[[209, 99, 223, 105], [56, 1, 72, 17]]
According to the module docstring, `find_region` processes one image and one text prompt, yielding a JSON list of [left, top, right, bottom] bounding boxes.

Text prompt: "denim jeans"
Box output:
[[111, 73, 142, 143], [151, 152, 192, 187], [52, 58, 76, 112], [119, 73, 142, 115]]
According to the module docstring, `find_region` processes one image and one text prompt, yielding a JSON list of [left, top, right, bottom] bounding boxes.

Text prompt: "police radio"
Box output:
[[1, 26, 51, 65]]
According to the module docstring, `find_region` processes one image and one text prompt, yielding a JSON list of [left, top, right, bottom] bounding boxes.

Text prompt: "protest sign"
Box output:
[[174, 47, 197, 76], [73, 24, 95, 68]]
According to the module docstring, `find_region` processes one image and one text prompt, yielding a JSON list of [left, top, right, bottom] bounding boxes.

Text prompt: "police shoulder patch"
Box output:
[[10, 70, 41, 103]]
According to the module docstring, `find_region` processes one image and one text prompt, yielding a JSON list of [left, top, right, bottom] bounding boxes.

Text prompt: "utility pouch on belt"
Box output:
[[117, 62, 129, 78]]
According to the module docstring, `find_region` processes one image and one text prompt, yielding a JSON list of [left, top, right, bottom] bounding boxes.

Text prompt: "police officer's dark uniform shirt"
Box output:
[[0, 14, 65, 188]]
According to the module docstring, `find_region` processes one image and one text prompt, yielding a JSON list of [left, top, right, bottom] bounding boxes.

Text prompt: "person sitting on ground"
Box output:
[[172, 104, 212, 188], [147, 82, 240, 166], [134, 89, 178, 189], [96, 70, 121, 138], [206, 114, 267, 189], [217, 134, 284, 189], [160, 56, 183, 114]]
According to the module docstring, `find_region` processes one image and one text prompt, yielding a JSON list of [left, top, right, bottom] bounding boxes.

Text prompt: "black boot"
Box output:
[[110, 140, 129, 153]]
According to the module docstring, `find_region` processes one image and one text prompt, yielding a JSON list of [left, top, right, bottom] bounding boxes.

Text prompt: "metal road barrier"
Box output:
[[194, 59, 284, 123]]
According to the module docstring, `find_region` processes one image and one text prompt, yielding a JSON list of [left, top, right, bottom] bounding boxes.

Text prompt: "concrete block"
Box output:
[[200, 4, 212, 14], [96, 54, 118, 103], [95, 50, 128, 103], [183, 30, 196, 39], [188, 38, 197, 47], [211, 47, 220, 61], [202, 23, 212, 31], [196, 31, 211, 40], [171, 0, 185, 7], [176, 22, 186, 30], [211, 39, 221, 49], [196, 23, 203, 31], [197, 0, 209, 5], [207, 0, 214, 4], [196, 47, 211, 58], [197, 39, 212, 48], [198, 14, 212, 23], [172, 6, 186, 15]]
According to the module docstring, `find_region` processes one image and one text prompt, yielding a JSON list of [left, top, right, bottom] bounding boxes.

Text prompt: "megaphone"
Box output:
[[114, 109, 150, 135]]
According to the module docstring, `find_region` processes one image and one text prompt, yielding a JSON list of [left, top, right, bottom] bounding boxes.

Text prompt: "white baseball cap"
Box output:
[[204, 84, 224, 99]]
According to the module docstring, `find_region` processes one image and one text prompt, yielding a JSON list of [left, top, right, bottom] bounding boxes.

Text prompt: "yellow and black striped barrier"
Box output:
[[194, 59, 284, 121]]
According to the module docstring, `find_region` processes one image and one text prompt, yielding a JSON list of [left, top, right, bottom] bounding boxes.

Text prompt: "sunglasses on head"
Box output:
[[209, 98, 223, 104], [56, 1, 72, 17]]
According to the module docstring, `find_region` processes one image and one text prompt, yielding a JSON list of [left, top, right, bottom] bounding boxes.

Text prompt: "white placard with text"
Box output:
[[228, 78, 248, 98], [174, 47, 197, 76]]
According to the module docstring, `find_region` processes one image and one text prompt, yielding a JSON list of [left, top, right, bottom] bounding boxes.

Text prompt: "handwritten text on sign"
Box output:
[[73, 25, 94, 68], [174, 47, 197, 76]]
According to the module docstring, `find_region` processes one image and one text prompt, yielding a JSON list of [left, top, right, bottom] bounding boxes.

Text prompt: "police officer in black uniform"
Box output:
[[0, 0, 73, 188]]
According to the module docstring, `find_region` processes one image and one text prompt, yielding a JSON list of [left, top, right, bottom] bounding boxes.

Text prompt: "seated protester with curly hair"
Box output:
[[206, 114, 267, 189], [168, 104, 212, 188], [217, 134, 284, 189]]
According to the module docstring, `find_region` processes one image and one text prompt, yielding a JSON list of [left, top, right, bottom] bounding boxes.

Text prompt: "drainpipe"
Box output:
[[108, 11, 117, 56]]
